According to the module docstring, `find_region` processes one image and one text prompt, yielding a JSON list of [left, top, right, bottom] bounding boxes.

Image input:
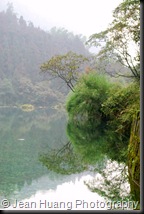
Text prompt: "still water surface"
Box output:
[[0, 107, 130, 210]]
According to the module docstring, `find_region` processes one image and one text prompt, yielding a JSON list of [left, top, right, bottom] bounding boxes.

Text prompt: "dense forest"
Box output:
[[0, 3, 90, 107]]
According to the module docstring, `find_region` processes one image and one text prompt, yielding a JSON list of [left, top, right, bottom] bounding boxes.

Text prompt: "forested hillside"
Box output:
[[0, 4, 90, 107]]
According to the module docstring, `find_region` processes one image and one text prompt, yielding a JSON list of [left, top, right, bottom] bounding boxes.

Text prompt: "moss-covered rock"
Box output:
[[128, 111, 140, 208]]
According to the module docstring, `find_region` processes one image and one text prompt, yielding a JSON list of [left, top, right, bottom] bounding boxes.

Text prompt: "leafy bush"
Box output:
[[66, 72, 113, 127], [101, 82, 140, 162], [66, 72, 140, 163], [102, 82, 140, 140]]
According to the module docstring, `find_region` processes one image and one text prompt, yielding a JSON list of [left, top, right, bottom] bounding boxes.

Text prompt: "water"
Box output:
[[0, 107, 131, 211]]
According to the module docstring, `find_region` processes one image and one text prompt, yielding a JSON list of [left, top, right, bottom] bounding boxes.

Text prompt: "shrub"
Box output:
[[101, 82, 140, 162], [66, 72, 113, 126]]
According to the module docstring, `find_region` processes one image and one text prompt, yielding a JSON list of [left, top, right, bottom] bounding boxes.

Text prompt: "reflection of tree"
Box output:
[[66, 118, 135, 205], [104, 128, 129, 163], [66, 119, 128, 165], [84, 160, 131, 202], [39, 141, 87, 175]]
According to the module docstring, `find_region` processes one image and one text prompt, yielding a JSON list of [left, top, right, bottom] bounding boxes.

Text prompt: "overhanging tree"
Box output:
[[40, 51, 89, 92], [86, 0, 140, 81]]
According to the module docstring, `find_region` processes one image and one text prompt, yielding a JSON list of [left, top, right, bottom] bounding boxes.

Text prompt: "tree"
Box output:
[[40, 51, 89, 92], [66, 72, 113, 122], [19, 16, 27, 27], [86, 0, 140, 81]]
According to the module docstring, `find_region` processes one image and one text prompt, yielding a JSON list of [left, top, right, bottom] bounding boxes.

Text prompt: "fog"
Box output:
[[1, 0, 122, 38]]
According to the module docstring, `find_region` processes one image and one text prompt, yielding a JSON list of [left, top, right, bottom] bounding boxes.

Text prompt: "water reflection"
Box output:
[[39, 116, 132, 204], [66, 119, 107, 166], [66, 118, 132, 203], [39, 141, 87, 175], [0, 107, 67, 200], [84, 160, 130, 201], [66, 118, 129, 164], [0, 108, 138, 210]]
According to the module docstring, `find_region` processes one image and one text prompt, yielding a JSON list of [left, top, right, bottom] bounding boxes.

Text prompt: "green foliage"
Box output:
[[100, 82, 139, 163], [66, 78, 139, 202], [66, 72, 139, 164], [40, 51, 89, 91], [87, 0, 140, 81], [102, 82, 140, 139], [66, 72, 112, 124]]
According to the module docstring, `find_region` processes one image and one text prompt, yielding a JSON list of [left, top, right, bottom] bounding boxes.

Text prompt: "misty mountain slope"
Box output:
[[0, 4, 90, 106]]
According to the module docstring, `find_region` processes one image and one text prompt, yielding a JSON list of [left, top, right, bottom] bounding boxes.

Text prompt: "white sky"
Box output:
[[1, 0, 123, 38]]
